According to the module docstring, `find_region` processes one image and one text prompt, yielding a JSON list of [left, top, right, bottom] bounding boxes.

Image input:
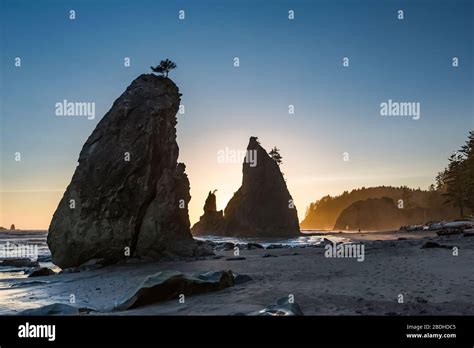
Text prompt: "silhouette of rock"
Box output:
[[191, 191, 225, 235], [10, 224, 15, 230], [48, 74, 209, 269], [301, 186, 459, 230], [198, 137, 300, 237], [117, 270, 234, 310], [333, 197, 426, 231], [28, 267, 56, 277], [248, 296, 304, 316], [421, 241, 452, 249]]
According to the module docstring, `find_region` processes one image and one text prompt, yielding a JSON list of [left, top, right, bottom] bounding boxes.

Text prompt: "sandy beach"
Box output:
[[1, 230, 473, 316]]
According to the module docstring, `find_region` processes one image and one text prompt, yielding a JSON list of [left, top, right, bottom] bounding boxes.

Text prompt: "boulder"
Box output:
[[247, 243, 264, 249], [48, 74, 209, 269], [266, 244, 285, 249], [117, 270, 234, 310], [421, 241, 452, 249], [249, 297, 304, 316], [28, 267, 55, 277]]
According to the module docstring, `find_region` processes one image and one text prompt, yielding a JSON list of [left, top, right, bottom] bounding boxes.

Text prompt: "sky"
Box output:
[[0, 0, 473, 229]]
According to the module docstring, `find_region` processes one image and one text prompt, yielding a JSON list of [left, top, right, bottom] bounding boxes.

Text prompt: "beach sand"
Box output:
[[1, 231, 473, 316]]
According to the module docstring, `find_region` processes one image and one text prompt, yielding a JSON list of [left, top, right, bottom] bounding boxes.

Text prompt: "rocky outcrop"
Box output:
[[301, 186, 459, 230], [333, 197, 426, 231], [191, 191, 225, 235], [28, 267, 56, 277], [195, 137, 300, 237], [48, 74, 208, 269], [117, 270, 235, 310], [242, 297, 304, 316]]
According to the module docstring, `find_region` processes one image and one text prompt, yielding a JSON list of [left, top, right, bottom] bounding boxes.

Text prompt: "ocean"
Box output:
[[0, 230, 346, 281]]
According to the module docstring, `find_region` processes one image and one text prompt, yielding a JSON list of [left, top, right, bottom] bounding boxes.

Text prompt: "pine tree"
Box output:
[[268, 146, 283, 166], [151, 59, 177, 77]]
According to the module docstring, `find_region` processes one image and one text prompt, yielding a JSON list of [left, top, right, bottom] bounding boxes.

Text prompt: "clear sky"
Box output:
[[0, 0, 473, 229]]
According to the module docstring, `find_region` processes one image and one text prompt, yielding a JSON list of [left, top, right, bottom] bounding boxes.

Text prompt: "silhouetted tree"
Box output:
[[442, 152, 469, 217], [460, 131, 474, 211], [269, 146, 283, 166], [437, 131, 474, 217], [151, 59, 177, 77], [401, 186, 413, 208]]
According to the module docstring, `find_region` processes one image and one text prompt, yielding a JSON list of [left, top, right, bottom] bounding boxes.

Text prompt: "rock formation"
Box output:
[[192, 137, 300, 237], [48, 74, 209, 269], [301, 186, 458, 230], [191, 190, 225, 235], [117, 270, 235, 310], [333, 197, 426, 231]]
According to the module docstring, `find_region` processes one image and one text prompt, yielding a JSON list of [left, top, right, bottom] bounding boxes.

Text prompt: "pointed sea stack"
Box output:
[[208, 137, 301, 237], [48, 74, 209, 269]]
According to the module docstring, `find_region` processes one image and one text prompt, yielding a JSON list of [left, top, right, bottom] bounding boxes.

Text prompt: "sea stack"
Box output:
[[193, 137, 301, 237], [333, 197, 425, 231], [48, 74, 207, 269], [191, 191, 225, 235]]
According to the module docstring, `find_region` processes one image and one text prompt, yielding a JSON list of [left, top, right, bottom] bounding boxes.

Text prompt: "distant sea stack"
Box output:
[[48, 74, 208, 269], [301, 186, 459, 230], [191, 191, 225, 235], [333, 197, 425, 231], [193, 137, 301, 237]]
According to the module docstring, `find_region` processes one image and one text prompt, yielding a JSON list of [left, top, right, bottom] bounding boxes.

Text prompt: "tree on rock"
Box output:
[[151, 59, 177, 77], [269, 147, 283, 166]]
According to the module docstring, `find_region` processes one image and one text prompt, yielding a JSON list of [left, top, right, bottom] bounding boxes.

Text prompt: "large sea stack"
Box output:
[[193, 137, 301, 237], [48, 74, 207, 268]]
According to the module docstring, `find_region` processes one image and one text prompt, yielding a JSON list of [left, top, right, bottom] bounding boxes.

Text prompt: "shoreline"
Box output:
[[0, 230, 473, 315]]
